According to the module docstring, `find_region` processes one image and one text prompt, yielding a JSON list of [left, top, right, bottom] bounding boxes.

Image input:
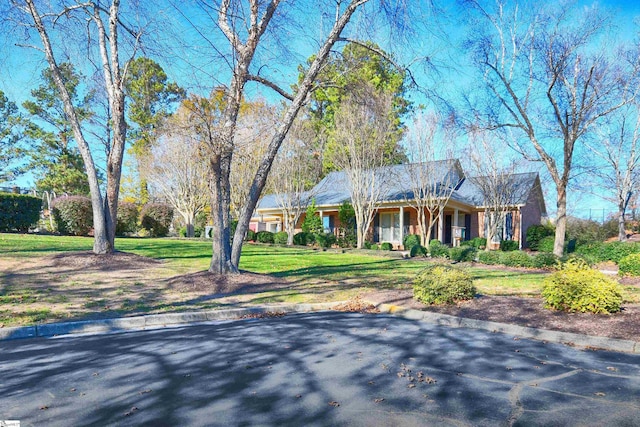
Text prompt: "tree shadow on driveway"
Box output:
[[1, 312, 640, 426]]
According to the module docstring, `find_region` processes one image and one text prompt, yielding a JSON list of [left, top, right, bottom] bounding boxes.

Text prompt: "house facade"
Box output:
[[252, 160, 546, 249]]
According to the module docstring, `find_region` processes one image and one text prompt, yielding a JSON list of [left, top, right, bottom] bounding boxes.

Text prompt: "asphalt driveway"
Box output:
[[1, 312, 639, 426]]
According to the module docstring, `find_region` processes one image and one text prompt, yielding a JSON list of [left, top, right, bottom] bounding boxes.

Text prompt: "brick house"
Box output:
[[251, 160, 546, 249]]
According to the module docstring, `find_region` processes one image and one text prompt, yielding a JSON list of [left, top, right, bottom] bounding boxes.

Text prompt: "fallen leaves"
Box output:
[[333, 296, 380, 313], [239, 311, 286, 319], [124, 406, 139, 416], [397, 363, 437, 388]]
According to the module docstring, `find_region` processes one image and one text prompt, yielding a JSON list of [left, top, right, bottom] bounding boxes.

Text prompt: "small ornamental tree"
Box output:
[[301, 199, 323, 235], [51, 196, 93, 236]]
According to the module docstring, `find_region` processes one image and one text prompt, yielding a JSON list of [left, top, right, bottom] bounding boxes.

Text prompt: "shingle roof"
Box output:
[[257, 161, 541, 211]]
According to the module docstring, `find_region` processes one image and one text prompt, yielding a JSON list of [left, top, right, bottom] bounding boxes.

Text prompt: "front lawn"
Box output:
[[0, 233, 586, 327]]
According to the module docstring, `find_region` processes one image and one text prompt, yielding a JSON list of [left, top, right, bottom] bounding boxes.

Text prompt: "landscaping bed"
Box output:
[[364, 290, 640, 342]]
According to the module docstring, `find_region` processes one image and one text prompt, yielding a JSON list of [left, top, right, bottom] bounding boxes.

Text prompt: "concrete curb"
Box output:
[[2, 300, 638, 354], [0, 302, 344, 341], [370, 302, 640, 354]]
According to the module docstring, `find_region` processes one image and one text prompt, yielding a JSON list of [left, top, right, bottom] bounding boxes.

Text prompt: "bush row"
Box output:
[[0, 193, 41, 232], [49, 197, 174, 237], [245, 230, 339, 249]]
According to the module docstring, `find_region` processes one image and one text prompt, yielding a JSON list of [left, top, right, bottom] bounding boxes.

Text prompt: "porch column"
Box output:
[[437, 210, 444, 242], [399, 206, 404, 245], [453, 208, 459, 247]]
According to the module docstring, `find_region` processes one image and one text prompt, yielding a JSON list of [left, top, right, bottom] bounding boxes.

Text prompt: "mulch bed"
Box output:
[[165, 270, 293, 295], [49, 251, 162, 270], [364, 290, 640, 342]]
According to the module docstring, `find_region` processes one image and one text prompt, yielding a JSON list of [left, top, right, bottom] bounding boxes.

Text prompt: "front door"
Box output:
[[445, 215, 452, 245]]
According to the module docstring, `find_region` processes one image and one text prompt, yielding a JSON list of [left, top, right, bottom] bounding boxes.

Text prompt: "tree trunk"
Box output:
[[208, 153, 236, 274], [554, 187, 567, 257], [286, 216, 295, 245], [619, 203, 627, 241]]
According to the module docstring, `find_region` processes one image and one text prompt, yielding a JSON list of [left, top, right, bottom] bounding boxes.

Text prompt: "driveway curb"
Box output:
[[369, 302, 640, 354], [0, 302, 344, 341]]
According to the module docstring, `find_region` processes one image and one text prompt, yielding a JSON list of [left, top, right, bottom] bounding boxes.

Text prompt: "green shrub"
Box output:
[[180, 226, 204, 238], [293, 231, 308, 245], [601, 241, 640, 264], [575, 241, 640, 264], [380, 242, 393, 251], [499, 250, 533, 268], [413, 264, 476, 305], [116, 201, 138, 236], [363, 241, 372, 249], [314, 232, 336, 248], [500, 240, 519, 252], [140, 203, 173, 237], [538, 236, 556, 253], [337, 202, 357, 248], [429, 239, 449, 258], [532, 252, 559, 269], [51, 196, 93, 236], [449, 246, 477, 262], [0, 193, 41, 232], [256, 230, 274, 243], [410, 244, 428, 257], [526, 224, 555, 250], [245, 229, 257, 242], [274, 231, 289, 245], [461, 237, 487, 249], [478, 250, 501, 265], [370, 243, 379, 250], [542, 259, 623, 314], [574, 242, 604, 264], [403, 234, 421, 251], [618, 253, 640, 276]]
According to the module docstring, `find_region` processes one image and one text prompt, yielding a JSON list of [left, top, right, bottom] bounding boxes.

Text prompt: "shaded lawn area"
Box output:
[[0, 233, 548, 291]]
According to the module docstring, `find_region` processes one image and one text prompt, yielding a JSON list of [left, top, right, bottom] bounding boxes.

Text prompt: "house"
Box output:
[[252, 160, 546, 249]]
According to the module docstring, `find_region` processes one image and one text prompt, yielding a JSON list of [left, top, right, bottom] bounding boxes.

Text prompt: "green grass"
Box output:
[[0, 233, 551, 296]]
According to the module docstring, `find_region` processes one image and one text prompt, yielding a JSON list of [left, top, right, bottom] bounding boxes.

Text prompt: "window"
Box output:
[[379, 212, 401, 242]]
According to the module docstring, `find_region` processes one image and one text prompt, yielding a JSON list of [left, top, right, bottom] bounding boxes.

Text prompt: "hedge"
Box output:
[[51, 196, 93, 236], [0, 193, 41, 232]]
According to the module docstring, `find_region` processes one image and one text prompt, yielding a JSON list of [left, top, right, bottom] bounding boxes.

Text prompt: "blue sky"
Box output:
[[2, 0, 640, 220]]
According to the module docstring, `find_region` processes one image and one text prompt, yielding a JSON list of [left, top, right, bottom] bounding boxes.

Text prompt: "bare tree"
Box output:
[[467, 130, 526, 250], [404, 112, 462, 246], [184, 0, 383, 274], [586, 103, 640, 241], [329, 84, 396, 248], [268, 116, 322, 245], [463, 0, 637, 256], [15, 0, 143, 254], [142, 124, 209, 238]]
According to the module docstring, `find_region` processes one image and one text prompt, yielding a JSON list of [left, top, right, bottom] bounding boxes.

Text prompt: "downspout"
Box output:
[[518, 207, 522, 250]]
